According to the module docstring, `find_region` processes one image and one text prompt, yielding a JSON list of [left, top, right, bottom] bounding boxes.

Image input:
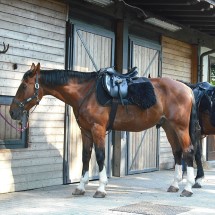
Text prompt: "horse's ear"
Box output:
[[29, 63, 40, 77], [30, 63, 35, 71], [31, 63, 40, 77], [35, 63, 40, 73]]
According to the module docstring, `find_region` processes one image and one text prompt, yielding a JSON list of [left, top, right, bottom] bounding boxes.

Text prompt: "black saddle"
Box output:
[[192, 82, 215, 107], [191, 82, 214, 91], [96, 67, 156, 107], [99, 67, 138, 105], [191, 82, 215, 127], [100, 67, 138, 78]]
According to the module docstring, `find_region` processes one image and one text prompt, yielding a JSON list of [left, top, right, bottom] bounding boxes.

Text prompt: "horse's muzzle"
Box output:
[[9, 107, 23, 120]]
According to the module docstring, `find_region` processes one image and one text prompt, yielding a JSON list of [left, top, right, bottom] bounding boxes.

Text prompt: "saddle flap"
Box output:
[[102, 73, 128, 98]]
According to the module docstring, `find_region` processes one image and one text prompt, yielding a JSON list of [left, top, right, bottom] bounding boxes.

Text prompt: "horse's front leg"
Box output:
[[91, 124, 108, 198], [72, 131, 93, 196]]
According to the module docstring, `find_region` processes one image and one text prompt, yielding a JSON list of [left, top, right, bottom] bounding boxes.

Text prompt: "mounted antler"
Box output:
[[0, 42, 9, 54]]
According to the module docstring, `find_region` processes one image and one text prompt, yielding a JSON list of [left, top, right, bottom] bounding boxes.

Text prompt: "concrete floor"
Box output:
[[0, 168, 215, 215]]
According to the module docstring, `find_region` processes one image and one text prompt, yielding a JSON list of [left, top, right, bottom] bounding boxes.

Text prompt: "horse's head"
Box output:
[[10, 63, 42, 120]]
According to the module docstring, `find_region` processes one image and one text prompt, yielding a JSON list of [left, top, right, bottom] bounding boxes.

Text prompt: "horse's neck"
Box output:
[[41, 79, 95, 108]]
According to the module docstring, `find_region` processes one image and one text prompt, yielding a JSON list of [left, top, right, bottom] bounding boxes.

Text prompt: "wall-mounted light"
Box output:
[[84, 0, 114, 7], [145, 17, 182, 32]]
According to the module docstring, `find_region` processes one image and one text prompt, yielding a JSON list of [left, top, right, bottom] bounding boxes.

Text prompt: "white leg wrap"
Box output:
[[184, 167, 195, 192], [171, 164, 182, 188], [77, 171, 89, 191], [195, 177, 203, 186], [97, 166, 108, 193]]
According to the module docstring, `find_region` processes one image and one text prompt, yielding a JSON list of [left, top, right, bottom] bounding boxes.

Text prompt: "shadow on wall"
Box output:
[[0, 97, 65, 194]]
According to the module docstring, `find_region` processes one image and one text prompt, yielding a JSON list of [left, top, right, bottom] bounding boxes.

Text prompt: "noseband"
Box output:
[[13, 73, 40, 112]]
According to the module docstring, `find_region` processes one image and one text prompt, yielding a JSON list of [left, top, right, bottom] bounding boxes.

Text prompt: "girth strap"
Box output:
[[107, 99, 118, 131]]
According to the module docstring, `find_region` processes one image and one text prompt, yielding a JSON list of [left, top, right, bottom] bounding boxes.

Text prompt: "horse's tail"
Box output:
[[189, 93, 200, 149], [189, 93, 204, 182]]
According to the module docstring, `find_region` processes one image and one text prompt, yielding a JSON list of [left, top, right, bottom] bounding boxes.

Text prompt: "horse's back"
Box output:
[[150, 77, 193, 101]]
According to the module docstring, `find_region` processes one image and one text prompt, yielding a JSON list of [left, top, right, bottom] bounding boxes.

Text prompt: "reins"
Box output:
[[0, 108, 28, 132]]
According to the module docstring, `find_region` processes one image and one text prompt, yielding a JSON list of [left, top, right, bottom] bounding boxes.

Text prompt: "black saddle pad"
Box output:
[[127, 77, 156, 109], [96, 76, 156, 110]]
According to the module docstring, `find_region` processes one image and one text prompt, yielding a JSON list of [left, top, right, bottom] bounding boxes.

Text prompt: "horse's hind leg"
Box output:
[[170, 131, 195, 197], [174, 127, 197, 197], [167, 150, 183, 193], [72, 131, 93, 196], [178, 100, 203, 197], [91, 124, 108, 198], [163, 121, 195, 197], [180, 148, 195, 197], [163, 122, 183, 193], [193, 133, 204, 188]]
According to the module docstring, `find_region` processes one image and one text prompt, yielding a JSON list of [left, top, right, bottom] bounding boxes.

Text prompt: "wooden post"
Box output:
[[112, 19, 128, 177]]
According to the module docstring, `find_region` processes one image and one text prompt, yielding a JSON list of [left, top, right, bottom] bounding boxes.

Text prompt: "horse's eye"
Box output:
[[22, 84, 27, 90]]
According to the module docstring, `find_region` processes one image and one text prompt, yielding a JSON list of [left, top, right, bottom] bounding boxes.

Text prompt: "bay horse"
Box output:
[[10, 63, 204, 198]]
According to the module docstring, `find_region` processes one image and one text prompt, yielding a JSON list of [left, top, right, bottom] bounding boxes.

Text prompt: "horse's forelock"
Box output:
[[22, 70, 32, 80]]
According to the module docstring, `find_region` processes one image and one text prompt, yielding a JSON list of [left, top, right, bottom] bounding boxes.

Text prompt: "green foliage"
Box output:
[[210, 80, 215, 85], [210, 64, 215, 86]]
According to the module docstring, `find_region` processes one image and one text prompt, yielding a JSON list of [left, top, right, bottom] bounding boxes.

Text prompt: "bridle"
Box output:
[[0, 72, 40, 133], [13, 73, 40, 112]]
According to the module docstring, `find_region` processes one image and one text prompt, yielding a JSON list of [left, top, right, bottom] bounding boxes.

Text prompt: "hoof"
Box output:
[[180, 189, 193, 197], [192, 182, 202, 188], [167, 186, 179, 193], [72, 188, 85, 196], [93, 191, 106, 198]]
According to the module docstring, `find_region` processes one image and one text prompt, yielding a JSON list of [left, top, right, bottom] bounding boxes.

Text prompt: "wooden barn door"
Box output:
[[127, 37, 161, 174], [64, 22, 114, 183]]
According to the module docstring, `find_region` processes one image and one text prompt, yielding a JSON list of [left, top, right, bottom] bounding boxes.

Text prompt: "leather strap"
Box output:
[[107, 99, 118, 131]]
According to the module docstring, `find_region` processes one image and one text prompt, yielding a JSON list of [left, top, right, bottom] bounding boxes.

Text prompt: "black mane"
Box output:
[[23, 69, 97, 86]]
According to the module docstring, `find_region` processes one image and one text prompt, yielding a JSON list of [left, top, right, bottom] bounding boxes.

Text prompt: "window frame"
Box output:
[[0, 95, 28, 149]]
